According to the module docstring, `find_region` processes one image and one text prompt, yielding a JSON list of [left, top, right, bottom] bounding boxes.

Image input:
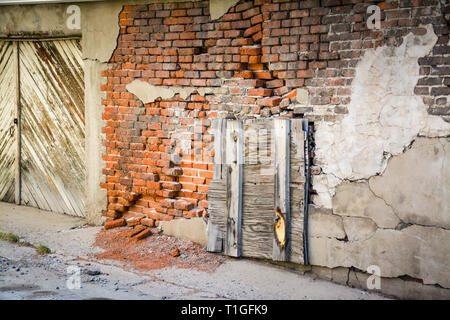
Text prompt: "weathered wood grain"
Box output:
[[289, 119, 305, 264], [273, 119, 290, 261], [206, 178, 227, 253], [207, 119, 307, 264], [241, 168, 274, 259], [224, 120, 243, 257], [15, 41, 21, 205], [0, 41, 16, 203], [213, 118, 226, 180], [19, 40, 85, 216]]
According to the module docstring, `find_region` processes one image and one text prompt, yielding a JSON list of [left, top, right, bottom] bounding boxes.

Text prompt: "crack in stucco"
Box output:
[[345, 268, 351, 286], [313, 24, 450, 209], [366, 181, 404, 228], [368, 136, 450, 230], [326, 175, 450, 235], [367, 180, 450, 231]]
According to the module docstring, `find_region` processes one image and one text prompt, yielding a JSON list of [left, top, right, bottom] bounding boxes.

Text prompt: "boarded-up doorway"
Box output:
[[0, 39, 85, 217], [207, 119, 311, 265]]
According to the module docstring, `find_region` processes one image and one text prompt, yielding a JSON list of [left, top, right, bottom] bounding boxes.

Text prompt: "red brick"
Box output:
[[257, 97, 282, 107], [266, 79, 284, 88], [133, 228, 152, 240], [244, 24, 261, 37], [248, 63, 265, 71], [141, 218, 155, 227], [251, 14, 264, 25], [239, 47, 261, 56], [164, 17, 193, 25], [104, 218, 126, 230], [297, 69, 315, 78], [248, 88, 273, 96], [174, 200, 194, 211], [253, 71, 272, 80], [126, 216, 144, 226], [199, 171, 213, 179]]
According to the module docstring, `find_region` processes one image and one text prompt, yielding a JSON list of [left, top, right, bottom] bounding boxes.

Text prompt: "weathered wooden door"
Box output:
[[207, 119, 310, 265], [0, 41, 17, 203], [0, 39, 85, 217]]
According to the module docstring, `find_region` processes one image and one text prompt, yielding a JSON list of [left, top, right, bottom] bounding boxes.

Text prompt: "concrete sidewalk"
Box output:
[[0, 202, 387, 300]]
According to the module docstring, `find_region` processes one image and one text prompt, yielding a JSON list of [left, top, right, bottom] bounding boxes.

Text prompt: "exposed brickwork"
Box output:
[[101, 0, 449, 227]]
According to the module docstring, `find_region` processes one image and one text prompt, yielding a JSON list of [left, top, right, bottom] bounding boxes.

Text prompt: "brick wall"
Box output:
[[101, 0, 449, 228]]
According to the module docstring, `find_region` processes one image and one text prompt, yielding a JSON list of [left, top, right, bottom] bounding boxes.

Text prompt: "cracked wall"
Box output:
[[314, 24, 449, 208], [1, 0, 449, 298], [310, 26, 450, 290]]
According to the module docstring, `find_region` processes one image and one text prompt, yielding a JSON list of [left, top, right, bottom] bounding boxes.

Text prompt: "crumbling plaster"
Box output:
[[310, 24, 450, 289], [126, 79, 227, 104], [310, 224, 450, 288], [370, 137, 449, 229], [311, 190, 450, 289], [209, 0, 239, 20], [0, 4, 80, 38], [314, 24, 450, 209], [83, 59, 108, 225]]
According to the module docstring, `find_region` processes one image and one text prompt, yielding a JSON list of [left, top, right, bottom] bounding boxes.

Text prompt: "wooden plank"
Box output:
[[289, 119, 305, 264], [0, 41, 16, 203], [241, 169, 274, 260], [19, 39, 86, 217], [213, 118, 225, 180], [273, 118, 290, 261], [244, 119, 273, 173], [207, 118, 306, 263], [244, 121, 258, 165], [206, 178, 227, 253], [224, 120, 243, 257], [207, 223, 223, 253], [208, 118, 228, 252], [15, 41, 22, 205], [241, 118, 275, 259], [302, 119, 311, 265]]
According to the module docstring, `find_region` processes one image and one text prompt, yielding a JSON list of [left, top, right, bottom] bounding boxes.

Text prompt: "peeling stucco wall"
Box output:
[[314, 24, 449, 208], [83, 59, 108, 225], [0, 4, 81, 37], [310, 25, 450, 290], [80, 1, 124, 63], [126, 79, 227, 104], [310, 138, 450, 288], [209, 0, 239, 20]]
